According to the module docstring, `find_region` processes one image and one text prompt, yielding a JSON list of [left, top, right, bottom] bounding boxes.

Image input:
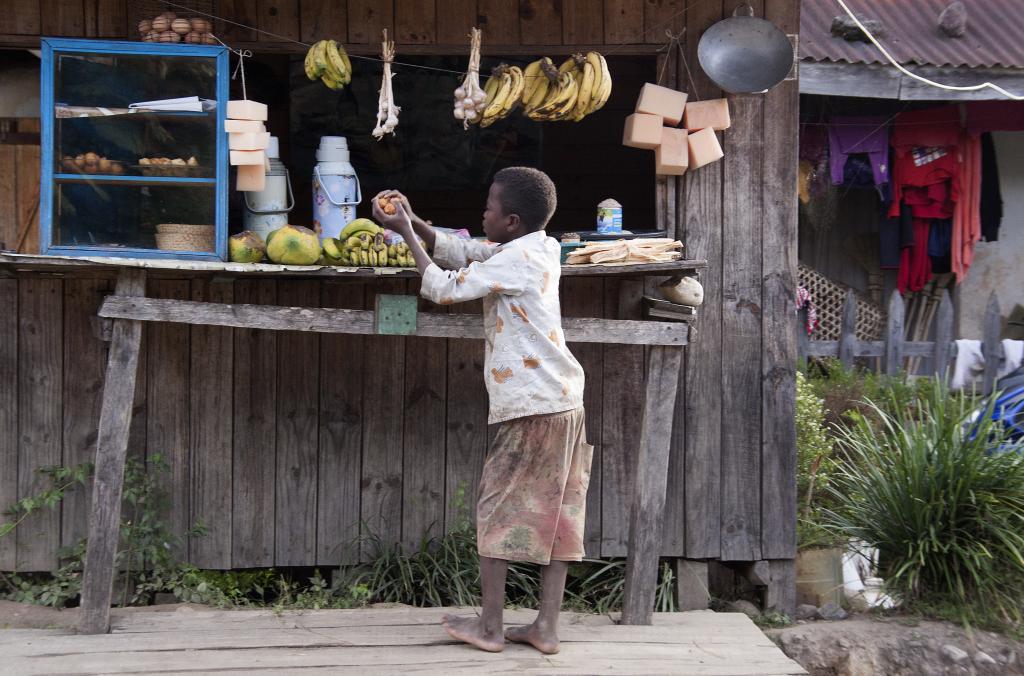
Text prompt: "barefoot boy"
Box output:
[[372, 167, 591, 654]]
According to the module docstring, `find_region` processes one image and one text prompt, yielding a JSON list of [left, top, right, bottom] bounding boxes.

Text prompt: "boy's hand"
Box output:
[[372, 197, 413, 235], [375, 190, 422, 227]]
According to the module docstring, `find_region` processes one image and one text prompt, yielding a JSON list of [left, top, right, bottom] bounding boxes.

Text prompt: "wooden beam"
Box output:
[[622, 345, 684, 625], [838, 291, 857, 369], [982, 292, 1001, 395], [765, 559, 796, 616], [98, 297, 690, 346], [884, 290, 904, 375], [933, 291, 953, 380], [79, 268, 146, 635]]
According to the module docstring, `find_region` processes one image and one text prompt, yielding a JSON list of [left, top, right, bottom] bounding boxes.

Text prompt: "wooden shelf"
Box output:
[[54, 173, 215, 186], [0, 253, 707, 279]]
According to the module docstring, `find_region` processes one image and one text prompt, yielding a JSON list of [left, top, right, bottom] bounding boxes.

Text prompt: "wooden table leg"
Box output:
[[79, 269, 146, 634], [621, 344, 684, 625]]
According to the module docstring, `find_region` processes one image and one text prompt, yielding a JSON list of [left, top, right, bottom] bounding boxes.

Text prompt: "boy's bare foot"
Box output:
[[505, 622, 560, 654], [441, 614, 505, 652]]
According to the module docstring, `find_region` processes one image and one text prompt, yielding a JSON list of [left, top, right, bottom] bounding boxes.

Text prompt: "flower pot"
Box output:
[[795, 546, 844, 607]]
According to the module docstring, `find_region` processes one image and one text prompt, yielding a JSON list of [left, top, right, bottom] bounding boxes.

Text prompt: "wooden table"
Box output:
[[0, 254, 705, 634]]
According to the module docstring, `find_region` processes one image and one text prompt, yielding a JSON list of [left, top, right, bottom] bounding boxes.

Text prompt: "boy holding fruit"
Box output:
[[372, 167, 591, 655]]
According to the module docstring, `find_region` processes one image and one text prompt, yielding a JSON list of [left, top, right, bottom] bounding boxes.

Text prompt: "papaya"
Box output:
[[228, 231, 266, 263], [265, 224, 322, 265]]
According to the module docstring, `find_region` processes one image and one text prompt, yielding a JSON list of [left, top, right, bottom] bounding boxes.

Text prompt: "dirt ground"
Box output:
[[767, 614, 1024, 676]]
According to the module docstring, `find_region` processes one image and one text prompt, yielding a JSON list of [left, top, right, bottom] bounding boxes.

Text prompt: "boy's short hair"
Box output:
[[493, 167, 557, 232]]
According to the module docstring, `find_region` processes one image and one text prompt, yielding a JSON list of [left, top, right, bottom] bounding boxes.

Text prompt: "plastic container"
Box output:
[[242, 136, 294, 242], [312, 136, 362, 242], [596, 198, 623, 234]]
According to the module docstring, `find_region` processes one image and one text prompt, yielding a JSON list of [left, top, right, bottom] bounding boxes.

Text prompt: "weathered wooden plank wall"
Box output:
[[0, 0, 800, 572]]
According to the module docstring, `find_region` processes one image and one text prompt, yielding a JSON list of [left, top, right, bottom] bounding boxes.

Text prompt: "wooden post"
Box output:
[[838, 291, 857, 369], [674, 559, 710, 611], [765, 559, 796, 615], [884, 290, 905, 376], [933, 291, 954, 381], [982, 292, 1001, 395], [622, 345, 684, 625], [78, 268, 146, 635]]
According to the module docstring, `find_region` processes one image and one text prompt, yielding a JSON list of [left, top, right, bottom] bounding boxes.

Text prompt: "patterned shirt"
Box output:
[[420, 231, 585, 424]]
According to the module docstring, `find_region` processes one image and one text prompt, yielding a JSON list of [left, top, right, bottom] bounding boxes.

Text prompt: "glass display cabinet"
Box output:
[[40, 38, 228, 260]]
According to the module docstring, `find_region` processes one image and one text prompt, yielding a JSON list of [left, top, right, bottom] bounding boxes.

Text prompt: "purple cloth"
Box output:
[[828, 116, 890, 189]]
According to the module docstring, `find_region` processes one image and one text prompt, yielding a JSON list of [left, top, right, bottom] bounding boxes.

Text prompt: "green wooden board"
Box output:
[[375, 294, 418, 335]]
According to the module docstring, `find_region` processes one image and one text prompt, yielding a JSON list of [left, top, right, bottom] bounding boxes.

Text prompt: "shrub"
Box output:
[[795, 371, 839, 549], [821, 378, 1024, 629]]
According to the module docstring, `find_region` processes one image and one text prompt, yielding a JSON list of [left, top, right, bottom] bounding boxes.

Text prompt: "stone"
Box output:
[[998, 650, 1017, 666], [727, 600, 761, 619], [938, 2, 967, 38], [795, 603, 818, 621], [940, 644, 970, 665], [817, 601, 848, 621], [830, 14, 885, 42], [974, 651, 998, 667]]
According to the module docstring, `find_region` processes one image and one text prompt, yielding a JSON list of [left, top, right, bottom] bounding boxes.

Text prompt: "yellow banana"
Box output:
[[324, 40, 346, 84], [571, 59, 597, 121], [520, 58, 546, 105], [304, 43, 323, 80], [338, 43, 352, 84], [530, 71, 577, 121], [483, 70, 513, 120], [359, 250, 369, 266], [587, 51, 612, 114], [313, 41, 330, 79], [339, 219, 381, 240], [524, 58, 556, 111]]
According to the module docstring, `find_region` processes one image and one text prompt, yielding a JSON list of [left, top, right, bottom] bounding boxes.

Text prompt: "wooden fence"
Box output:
[[798, 289, 1007, 393]]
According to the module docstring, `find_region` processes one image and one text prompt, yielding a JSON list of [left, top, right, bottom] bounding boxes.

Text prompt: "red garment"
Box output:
[[887, 150, 960, 219], [890, 106, 961, 154], [953, 132, 982, 282], [897, 218, 933, 295]]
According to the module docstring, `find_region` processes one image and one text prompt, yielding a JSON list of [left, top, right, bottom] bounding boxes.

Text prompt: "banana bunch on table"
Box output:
[[304, 39, 352, 90], [320, 219, 416, 268], [521, 52, 612, 122]]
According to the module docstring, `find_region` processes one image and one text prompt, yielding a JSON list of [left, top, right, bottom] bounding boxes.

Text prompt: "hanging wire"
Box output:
[[834, 0, 1023, 101], [656, 28, 702, 101]]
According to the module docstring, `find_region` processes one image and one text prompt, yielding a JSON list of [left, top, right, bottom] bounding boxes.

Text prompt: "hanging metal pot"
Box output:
[[697, 3, 794, 94]]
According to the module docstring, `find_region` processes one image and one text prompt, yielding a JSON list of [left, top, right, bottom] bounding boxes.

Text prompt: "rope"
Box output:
[[656, 28, 702, 101], [210, 33, 252, 99]]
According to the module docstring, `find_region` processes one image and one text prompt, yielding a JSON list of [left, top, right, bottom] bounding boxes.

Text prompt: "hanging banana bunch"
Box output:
[[472, 63, 525, 128], [304, 39, 353, 90], [520, 51, 612, 122]]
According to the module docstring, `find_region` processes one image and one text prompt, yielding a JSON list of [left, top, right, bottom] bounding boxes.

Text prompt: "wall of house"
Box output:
[[957, 132, 1024, 340]]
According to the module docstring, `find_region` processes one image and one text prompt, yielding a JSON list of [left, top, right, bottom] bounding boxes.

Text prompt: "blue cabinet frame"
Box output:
[[40, 38, 229, 261]]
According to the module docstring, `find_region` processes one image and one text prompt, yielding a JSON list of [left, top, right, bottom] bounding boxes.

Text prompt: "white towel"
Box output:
[[951, 339, 984, 390], [998, 339, 1024, 379]]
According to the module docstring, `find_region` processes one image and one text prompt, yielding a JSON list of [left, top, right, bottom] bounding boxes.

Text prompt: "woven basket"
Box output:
[[798, 263, 884, 341], [156, 223, 214, 236], [155, 224, 215, 251]]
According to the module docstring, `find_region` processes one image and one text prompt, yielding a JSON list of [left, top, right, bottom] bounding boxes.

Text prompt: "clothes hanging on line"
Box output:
[[828, 116, 890, 196], [980, 132, 1003, 242], [890, 106, 961, 153], [953, 132, 982, 282]]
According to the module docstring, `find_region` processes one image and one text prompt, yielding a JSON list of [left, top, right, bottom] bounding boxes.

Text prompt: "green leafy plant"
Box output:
[[821, 378, 1024, 630], [795, 371, 839, 549], [0, 463, 93, 540]]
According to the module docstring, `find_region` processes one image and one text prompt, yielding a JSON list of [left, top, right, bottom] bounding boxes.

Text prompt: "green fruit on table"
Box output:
[[229, 231, 266, 263], [265, 224, 322, 265]]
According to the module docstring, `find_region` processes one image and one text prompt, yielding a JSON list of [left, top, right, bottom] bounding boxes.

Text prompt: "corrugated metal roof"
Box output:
[[800, 0, 1024, 69]]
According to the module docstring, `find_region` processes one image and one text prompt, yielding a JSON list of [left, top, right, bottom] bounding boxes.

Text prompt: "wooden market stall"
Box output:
[[0, 0, 801, 630]]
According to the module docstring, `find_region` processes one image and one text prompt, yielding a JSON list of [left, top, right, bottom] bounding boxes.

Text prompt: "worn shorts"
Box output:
[[476, 407, 594, 565]]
